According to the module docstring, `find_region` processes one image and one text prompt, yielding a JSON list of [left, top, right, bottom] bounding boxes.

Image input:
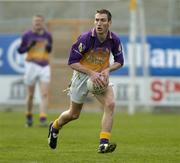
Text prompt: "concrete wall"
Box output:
[[0, 0, 179, 34]]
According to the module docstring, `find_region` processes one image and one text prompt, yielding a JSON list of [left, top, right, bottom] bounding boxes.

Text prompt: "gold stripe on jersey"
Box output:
[[26, 41, 49, 61], [80, 48, 110, 72]]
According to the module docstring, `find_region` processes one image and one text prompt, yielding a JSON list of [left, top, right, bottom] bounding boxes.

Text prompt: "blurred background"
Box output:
[[0, 0, 180, 34], [0, 0, 180, 113]]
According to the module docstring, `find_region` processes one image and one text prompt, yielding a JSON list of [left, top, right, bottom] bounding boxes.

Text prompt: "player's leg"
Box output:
[[48, 101, 83, 149], [54, 71, 88, 128], [39, 81, 49, 126], [39, 65, 50, 126], [48, 71, 88, 149], [24, 62, 37, 127], [54, 101, 83, 129], [95, 86, 117, 153], [26, 84, 35, 127]]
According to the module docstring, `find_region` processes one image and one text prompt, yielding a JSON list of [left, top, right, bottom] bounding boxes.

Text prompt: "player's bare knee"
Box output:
[[42, 92, 48, 99], [105, 101, 115, 110], [28, 94, 34, 101], [70, 113, 80, 120]]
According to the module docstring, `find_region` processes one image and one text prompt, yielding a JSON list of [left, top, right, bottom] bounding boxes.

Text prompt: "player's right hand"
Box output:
[[89, 72, 107, 89], [30, 40, 37, 47], [27, 40, 37, 51]]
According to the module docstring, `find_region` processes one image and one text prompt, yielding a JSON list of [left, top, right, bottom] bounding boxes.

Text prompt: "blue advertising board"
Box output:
[[0, 34, 24, 75], [0, 34, 180, 76], [112, 35, 180, 76]]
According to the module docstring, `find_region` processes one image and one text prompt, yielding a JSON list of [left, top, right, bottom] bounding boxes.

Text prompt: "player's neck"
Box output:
[[32, 28, 44, 35], [97, 31, 108, 43]]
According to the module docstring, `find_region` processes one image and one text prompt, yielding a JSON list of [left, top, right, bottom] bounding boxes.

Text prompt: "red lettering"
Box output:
[[151, 80, 163, 101], [174, 82, 180, 92], [165, 80, 171, 93]]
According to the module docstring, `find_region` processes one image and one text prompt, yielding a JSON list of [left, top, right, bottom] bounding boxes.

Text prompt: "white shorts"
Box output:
[[69, 71, 89, 104], [24, 61, 50, 86], [69, 71, 113, 104]]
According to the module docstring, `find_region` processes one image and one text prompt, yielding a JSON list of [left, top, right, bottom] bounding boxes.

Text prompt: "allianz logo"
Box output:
[[125, 43, 180, 68], [8, 38, 26, 73]]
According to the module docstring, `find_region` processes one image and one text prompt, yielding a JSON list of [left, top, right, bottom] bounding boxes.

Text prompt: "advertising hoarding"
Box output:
[[0, 34, 180, 106]]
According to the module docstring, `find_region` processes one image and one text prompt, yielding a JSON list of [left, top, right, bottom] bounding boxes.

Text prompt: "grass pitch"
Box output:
[[0, 110, 179, 163]]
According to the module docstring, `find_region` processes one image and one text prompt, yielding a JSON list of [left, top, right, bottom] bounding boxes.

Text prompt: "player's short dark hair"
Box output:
[[96, 9, 112, 21], [34, 14, 44, 20]]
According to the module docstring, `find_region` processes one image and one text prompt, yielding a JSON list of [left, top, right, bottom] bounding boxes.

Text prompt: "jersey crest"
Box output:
[[78, 42, 86, 53]]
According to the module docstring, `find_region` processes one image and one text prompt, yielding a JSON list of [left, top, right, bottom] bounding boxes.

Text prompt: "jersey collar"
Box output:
[[91, 28, 112, 39]]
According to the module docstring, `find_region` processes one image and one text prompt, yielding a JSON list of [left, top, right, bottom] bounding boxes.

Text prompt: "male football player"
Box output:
[[18, 15, 53, 127], [48, 9, 124, 153]]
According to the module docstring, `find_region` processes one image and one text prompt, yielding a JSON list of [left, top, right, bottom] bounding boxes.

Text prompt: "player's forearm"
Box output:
[[108, 62, 123, 72], [69, 62, 93, 76], [17, 45, 29, 54], [18, 40, 35, 54], [45, 44, 52, 53]]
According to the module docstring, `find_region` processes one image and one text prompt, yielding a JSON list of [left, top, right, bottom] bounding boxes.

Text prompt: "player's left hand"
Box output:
[[100, 68, 109, 86]]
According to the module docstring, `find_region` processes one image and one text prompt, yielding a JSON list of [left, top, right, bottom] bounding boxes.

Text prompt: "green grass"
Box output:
[[0, 110, 179, 163]]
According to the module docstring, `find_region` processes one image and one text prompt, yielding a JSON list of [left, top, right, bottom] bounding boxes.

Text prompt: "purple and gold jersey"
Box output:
[[18, 30, 52, 66], [68, 28, 124, 72]]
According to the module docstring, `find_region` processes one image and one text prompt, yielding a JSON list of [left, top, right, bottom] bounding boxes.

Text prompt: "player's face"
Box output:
[[32, 16, 44, 32], [94, 13, 111, 35]]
